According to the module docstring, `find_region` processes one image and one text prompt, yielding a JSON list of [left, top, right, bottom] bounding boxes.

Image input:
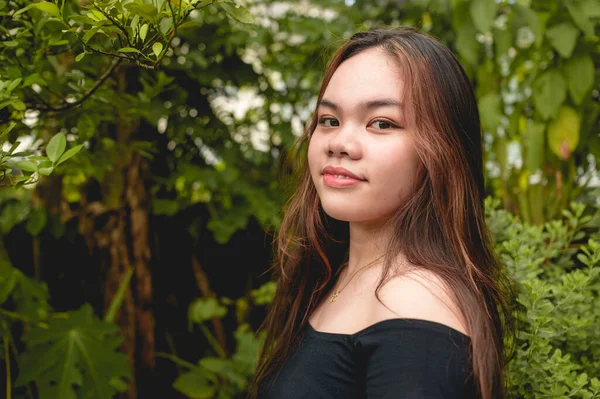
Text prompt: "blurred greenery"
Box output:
[[0, 0, 599, 398]]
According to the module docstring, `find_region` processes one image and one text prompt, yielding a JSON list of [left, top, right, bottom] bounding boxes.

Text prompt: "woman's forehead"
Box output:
[[323, 47, 405, 107]]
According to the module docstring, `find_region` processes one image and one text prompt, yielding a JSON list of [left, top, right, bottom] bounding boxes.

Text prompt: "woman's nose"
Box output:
[[326, 126, 362, 159]]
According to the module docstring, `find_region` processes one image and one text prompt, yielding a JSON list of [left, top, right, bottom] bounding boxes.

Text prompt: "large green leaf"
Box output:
[[545, 22, 578, 58], [0, 259, 50, 320], [454, 2, 479, 65], [82, 26, 107, 44], [33, 2, 61, 18], [46, 133, 66, 163], [199, 357, 246, 388], [469, 0, 496, 33], [564, 0, 595, 37], [219, 3, 254, 24], [56, 144, 83, 166], [231, 323, 264, 376], [16, 304, 131, 399], [16, 160, 38, 172], [564, 54, 594, 105], [521, 120, 545, 171], [123, 2, 157, 21], [513, 4, 544, 47], [0, 260, 19, 305], [478, 93, 502, 133], [0, 122, 16, 139], [173, 371, 215, 399], [13, 1, 60, 18], [532, 69, 566, 120], [0, 195, 31, 235], [493, 27, 512, 58], [547, 106, 580, 160]]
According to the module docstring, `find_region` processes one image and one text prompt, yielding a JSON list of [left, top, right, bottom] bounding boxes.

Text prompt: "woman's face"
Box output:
[[308, 47, 422, 225]]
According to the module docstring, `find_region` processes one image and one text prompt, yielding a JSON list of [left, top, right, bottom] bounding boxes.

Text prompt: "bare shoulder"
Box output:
[[371, 269, 470, 337]]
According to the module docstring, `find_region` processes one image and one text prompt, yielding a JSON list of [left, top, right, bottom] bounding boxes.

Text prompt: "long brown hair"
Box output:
[[248, 26, 518, 399]]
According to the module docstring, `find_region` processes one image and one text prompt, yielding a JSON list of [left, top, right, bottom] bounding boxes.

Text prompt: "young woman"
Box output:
[[248, 26, 517, 399]]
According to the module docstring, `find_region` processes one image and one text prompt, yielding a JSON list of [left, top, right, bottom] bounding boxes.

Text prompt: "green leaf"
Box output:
[[104, 268, 133, 323], [188, 297, 227, 324], [37, 160, 54, 175], [0, 122, 16, 139], [130, 14, 140, 32], [15, 304, 131, 399], [173, 371, 215, 399], [12, 3, 36, 17], [583, 0, 600, 16], [82, 26, 106, 44], [469, 0, 496, 33], [139, 23, 148, 41], [123, 2, 157, 21], [23, 73, 47, 88], [232, 324, 264, 374], [12, 100, 26, 111], [455, 19, 478, 65], [26, 208, 47, 236], [250, 281, 276, 305], [177, 20, 203, 30], [7, 141, 21, 155], [0, 261, 19, 305], [109, 376, 129, 392], [152, 199, 180, 216], [56, 144, 83, 166], [117, 47, 142, 54], [564, 0, 595, 37], [545, 22, 578, 58], [219, 3, 254, 24], [49, 39, 68, 46], [3, 40, 19, 47], [522, 120, 545, 171], [46, 133, 66, 163], [159, 17, 172, 34], [75, 52, 85, 62], [199, 357, 246, 388], [532, 69, 566, 120], [6, 265, 49, 322], [564, 54, 594, 105], [548, 106, 579, 160], [478, 93, 502, 133], [16, 160, 38, 172], [538, 326, 555, 338], [513, 5, 543, 47], [152, 42, 163, 58], [8, 78, 22, 92], [33, 2, 61, 18]]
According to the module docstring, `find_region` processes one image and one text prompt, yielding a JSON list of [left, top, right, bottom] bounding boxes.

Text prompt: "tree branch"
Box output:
[[91, 1, 132, 47], [27, 57, 122, 112]]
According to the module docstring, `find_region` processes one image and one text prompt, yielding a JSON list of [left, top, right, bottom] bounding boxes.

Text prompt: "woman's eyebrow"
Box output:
[[318, 98, 403, 112]]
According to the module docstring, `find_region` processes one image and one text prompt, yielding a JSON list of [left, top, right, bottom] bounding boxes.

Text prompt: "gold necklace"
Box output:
[[330, 257, 383, 303]]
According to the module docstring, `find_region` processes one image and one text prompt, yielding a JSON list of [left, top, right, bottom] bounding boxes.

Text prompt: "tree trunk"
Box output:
[[126, 153, 155, 370]]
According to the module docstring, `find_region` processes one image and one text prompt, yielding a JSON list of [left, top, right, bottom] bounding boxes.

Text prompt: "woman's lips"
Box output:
[[323, 174, 364, 187]]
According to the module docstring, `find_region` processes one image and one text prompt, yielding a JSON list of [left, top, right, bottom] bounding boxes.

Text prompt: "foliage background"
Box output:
[[0, 0, 599, 398]]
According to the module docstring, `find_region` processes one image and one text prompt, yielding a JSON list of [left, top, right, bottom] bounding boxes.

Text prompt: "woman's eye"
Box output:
[[369, 120, 396, 130], [318, 117, 340, 127]]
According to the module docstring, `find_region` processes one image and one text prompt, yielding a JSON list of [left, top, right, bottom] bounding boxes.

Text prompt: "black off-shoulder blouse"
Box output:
[[258, 318, 478, 399]]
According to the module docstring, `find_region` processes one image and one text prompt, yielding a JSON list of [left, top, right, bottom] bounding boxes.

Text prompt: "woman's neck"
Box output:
[[345, 219, 395, 275]]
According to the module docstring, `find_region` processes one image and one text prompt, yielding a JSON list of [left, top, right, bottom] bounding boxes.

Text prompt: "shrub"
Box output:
[[177, 198, 600, 398], [486, 197, 600, 398]]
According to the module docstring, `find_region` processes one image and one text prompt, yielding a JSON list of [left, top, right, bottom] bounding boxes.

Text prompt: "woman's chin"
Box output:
[[320, 200, 400, 226], [321, 204, 372, 223]]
